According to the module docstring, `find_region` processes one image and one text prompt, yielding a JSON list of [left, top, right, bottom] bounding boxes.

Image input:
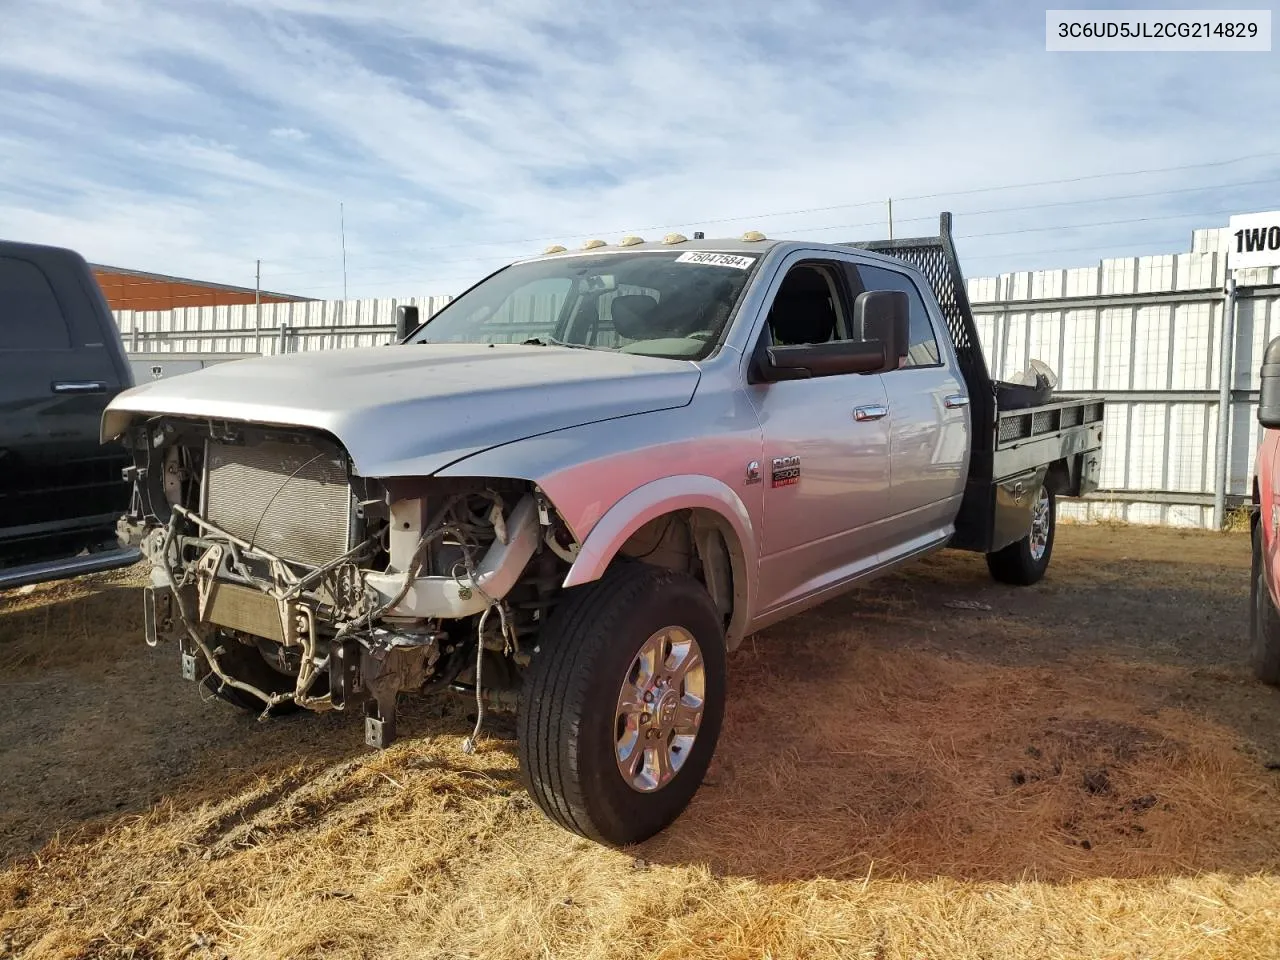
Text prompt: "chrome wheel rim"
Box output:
[[614, 626, 705, 793], [1029, 487, 1051, 561]]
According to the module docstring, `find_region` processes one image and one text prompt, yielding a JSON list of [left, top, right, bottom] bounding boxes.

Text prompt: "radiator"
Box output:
[[204, 440, 352, 566]]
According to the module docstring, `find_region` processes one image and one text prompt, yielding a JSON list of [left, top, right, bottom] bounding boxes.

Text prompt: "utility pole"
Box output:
[[1213, 274, 1238, 530], [340, 202, 348, 301], [887, 198, 894, 240], [254, 259, 261, 333]]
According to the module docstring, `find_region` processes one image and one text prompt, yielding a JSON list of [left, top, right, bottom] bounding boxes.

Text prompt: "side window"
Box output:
[[764, 262, 849, 347], [846, 263, 941, 368], [0, 256, 72, 351]]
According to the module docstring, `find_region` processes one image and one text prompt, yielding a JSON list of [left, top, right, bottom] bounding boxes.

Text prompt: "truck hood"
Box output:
[[102, 343, 700, 477]]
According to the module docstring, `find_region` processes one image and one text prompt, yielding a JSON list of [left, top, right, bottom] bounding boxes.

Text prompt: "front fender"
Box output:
[[562, 473, 757, 621]]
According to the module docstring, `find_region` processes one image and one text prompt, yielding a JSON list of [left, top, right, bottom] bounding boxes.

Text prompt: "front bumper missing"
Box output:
[[138, 491, 541, 748], [145, 576, 444, 748], [151, 493, 541, 625]]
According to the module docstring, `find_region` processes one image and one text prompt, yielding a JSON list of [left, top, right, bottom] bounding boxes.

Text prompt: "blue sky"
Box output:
[[2, 0, 1278, 301]]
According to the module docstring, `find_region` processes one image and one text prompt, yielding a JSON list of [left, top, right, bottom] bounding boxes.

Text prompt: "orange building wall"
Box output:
[[93, 269, 305, 311]]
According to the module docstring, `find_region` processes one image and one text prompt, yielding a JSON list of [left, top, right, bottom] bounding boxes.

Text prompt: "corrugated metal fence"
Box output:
[[968, 227, 1280, 528], [113, 227, 1280, 529], [115, 295, 454, 355]]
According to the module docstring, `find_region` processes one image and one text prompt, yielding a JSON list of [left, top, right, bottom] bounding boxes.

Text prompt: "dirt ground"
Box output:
[[2, 523, 1280, 959]]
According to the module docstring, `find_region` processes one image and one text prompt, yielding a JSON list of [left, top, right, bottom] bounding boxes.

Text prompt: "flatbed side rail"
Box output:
[[995, 396, 1105, 449]]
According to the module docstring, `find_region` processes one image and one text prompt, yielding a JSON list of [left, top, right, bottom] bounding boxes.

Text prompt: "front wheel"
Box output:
[[986, 484, 1056, 585], [517, 563, 726, 846]]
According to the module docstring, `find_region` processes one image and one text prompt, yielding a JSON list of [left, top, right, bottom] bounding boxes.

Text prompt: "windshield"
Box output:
[[408, 250, 760, 360]]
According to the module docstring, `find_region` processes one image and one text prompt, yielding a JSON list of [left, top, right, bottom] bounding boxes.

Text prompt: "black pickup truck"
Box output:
[[0, 240, 140, 589]]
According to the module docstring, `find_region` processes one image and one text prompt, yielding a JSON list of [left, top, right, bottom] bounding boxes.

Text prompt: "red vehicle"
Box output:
[[1250, 336, 1280, 684]]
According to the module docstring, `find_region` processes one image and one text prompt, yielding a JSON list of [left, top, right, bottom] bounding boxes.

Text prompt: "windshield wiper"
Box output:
[[418, 336, 593, 349], [521, 336, 594, 349]]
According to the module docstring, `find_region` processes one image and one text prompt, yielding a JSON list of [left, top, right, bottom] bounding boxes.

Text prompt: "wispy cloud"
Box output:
[[1, 0, 1277, 298], [270, 127, 309, 143]]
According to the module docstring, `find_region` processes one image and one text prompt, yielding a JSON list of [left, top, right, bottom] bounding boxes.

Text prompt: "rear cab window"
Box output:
[[844, 262, 941, 368]]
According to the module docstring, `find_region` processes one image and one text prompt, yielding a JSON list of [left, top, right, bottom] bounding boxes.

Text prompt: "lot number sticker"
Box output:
[[675, 252, 756, 270]]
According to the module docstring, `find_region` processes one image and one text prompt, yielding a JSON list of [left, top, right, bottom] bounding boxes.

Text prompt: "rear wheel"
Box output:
[[1251, 517, 1280, 685], [518, 562, 726, 846], [986, 484, 1055, 585]]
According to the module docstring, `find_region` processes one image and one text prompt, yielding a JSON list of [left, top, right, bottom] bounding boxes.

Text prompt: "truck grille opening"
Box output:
[[204, 440, 352, 566]]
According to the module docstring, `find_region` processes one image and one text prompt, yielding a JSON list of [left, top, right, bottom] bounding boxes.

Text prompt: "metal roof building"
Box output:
[[90, 263, 310, 311]]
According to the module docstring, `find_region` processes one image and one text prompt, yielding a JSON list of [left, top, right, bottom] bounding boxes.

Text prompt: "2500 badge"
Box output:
[[771, 455, 800, 487]]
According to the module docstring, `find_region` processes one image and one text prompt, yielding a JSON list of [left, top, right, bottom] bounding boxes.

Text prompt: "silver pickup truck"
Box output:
[[104, 214, 1104, 846]]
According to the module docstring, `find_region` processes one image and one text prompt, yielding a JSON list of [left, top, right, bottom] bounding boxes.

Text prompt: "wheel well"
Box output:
[[616, 509, 749, 649]]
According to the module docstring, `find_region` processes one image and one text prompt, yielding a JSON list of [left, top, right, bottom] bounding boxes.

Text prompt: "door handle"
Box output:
[[854, 404, 888, 421], [944, 394, 970, 409], [51, 380, 107, 394]]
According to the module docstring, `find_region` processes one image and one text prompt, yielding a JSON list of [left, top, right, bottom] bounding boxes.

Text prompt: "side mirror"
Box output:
[[753, 339, 889, 382], [1260, 335, 1280, 429], [853, 290, 910, 368], [395, 305, 419, 342]]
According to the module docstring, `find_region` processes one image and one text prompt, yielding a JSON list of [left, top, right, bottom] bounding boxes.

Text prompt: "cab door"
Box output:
[[744, 257, 894, 614], [0, 250, 130, 561], [847, 262, 969, 552]]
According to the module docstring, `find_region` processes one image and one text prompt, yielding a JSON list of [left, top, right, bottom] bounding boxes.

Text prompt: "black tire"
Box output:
[[986, 484, 1056, 586], [1251, 517, 1280, 685], [201, 634, 315, 716], [517, 562, 726, 846]]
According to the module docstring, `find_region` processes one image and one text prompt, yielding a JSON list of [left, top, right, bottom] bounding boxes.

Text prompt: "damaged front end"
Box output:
[[118, 417, 579, 748]]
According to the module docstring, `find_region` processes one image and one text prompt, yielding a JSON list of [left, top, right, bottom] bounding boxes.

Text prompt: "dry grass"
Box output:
[[1225, 505, 1255, 534], [0, 567, 145, 673], [2, 525, 1280, 959]]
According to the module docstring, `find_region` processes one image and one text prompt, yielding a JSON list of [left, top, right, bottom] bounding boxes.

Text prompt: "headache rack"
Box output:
[[843, 213, 1105, 554]]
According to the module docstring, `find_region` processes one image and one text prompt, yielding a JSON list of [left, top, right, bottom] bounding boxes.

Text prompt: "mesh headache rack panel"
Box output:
[[841, 212, 996, 459]]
